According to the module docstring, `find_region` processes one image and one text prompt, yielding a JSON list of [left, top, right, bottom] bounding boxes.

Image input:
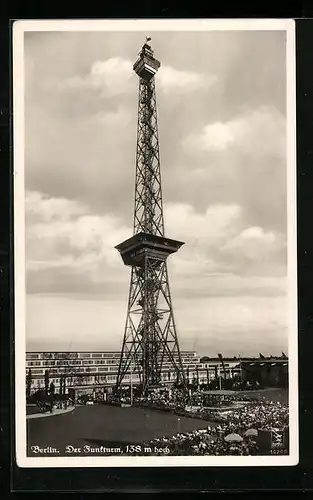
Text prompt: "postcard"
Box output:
[[13, 18, 298, 467]]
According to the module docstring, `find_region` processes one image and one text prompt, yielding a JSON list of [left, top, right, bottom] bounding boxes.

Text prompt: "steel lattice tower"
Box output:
[[115, 39, 187, 396]]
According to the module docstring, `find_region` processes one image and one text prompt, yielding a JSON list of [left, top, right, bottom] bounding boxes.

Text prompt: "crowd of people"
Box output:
[[29, 391, 75, 414], [143, 427, 260, 456], [36, 398, 75, 413], [123, 389, 289, 456], [141, 400, 289, 456], [207, 399, 289, 432]]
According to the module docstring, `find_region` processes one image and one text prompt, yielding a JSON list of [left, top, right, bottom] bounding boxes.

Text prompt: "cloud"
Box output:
[[58, 57, 133, 97], [175, 105, 287, 233], [165, 202, 242, 242], [26, 191, 286, 301], [58, 57, 213, 97], [190, 122, 235, 151], [26, 190, 132, 280], [158, 65, 216, 93], [183, 105, 285, 156], [26, 190, 91, 224], [25, 35, 288, 236], [164, 202, 286, 280], [25, 192, 287, 355], [220, 226, 287, 275]]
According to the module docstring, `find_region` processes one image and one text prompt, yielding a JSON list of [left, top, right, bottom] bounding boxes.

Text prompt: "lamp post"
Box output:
[[130, 361, 133, 406], [219, 367, 222, 391]]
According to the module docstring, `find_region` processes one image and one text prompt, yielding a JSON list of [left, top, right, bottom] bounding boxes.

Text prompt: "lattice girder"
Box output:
[[115, 42, 187, 396]]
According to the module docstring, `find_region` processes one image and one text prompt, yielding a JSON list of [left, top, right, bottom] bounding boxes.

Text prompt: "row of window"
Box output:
[[26, 358, 238, 374], [26, 360, 210, 369], [26, 352, 199, 361], [26, 365, 235, 375], [31, 360, 231, 369], [27, 353, 122, 360], [27, 368, 239, 379], [33, 376, 120, 385], [26, 360, 121, 368], [27, 367, 116, 375]]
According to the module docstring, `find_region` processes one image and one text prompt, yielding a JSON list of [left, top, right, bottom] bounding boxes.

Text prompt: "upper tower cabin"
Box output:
[[133, 39, 161, 81]]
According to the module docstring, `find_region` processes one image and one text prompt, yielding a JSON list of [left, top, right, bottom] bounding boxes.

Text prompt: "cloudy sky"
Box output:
[[24, 28, 290, 356]]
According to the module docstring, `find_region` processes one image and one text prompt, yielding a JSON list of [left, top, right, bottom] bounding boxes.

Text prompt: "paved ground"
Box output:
[[27, 406, 75, 420], [27, 404, 216, 457], [26, 405, 41, 416]]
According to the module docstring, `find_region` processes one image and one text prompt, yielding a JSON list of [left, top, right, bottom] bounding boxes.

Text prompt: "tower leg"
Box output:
[[116, 257, 186, 395]]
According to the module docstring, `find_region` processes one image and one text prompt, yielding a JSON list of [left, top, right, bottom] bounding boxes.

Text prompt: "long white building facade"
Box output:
[[26, 350, 241, 394]]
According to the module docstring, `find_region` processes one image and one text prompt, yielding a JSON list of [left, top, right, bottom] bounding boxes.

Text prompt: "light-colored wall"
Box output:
[[25, 351, 241, 392]]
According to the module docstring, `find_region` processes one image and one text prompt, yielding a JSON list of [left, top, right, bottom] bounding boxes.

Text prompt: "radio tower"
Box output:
[[115, 38, 187, 396]]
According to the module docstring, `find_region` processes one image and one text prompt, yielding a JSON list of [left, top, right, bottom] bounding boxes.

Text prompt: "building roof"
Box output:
[[200, 356, 288, 363]]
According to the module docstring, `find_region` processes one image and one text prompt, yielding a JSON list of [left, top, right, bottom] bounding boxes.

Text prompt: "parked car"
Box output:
[[86, 400, 94, 406]]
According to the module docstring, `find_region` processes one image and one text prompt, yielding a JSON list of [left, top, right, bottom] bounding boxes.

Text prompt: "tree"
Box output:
[[26, 368, 32, 397], [196, 366, 199, 387], [44, 369, 49, 395], [206, 367, 209, 386], [49, 381, 55, 395]]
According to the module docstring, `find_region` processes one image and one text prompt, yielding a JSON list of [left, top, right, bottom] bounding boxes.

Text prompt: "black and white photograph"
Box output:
[[13, 19, 298, 467]]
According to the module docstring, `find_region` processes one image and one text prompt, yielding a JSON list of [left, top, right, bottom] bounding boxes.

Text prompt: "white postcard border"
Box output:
[[13, 18, 298, 468]]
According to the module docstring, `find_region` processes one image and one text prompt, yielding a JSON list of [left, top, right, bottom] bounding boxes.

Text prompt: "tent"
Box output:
[[224, 433, 243, 443], [245, 428, 258, 437]]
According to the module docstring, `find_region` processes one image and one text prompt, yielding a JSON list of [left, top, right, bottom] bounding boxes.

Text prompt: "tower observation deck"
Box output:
[[115, 39, 187, 396]]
